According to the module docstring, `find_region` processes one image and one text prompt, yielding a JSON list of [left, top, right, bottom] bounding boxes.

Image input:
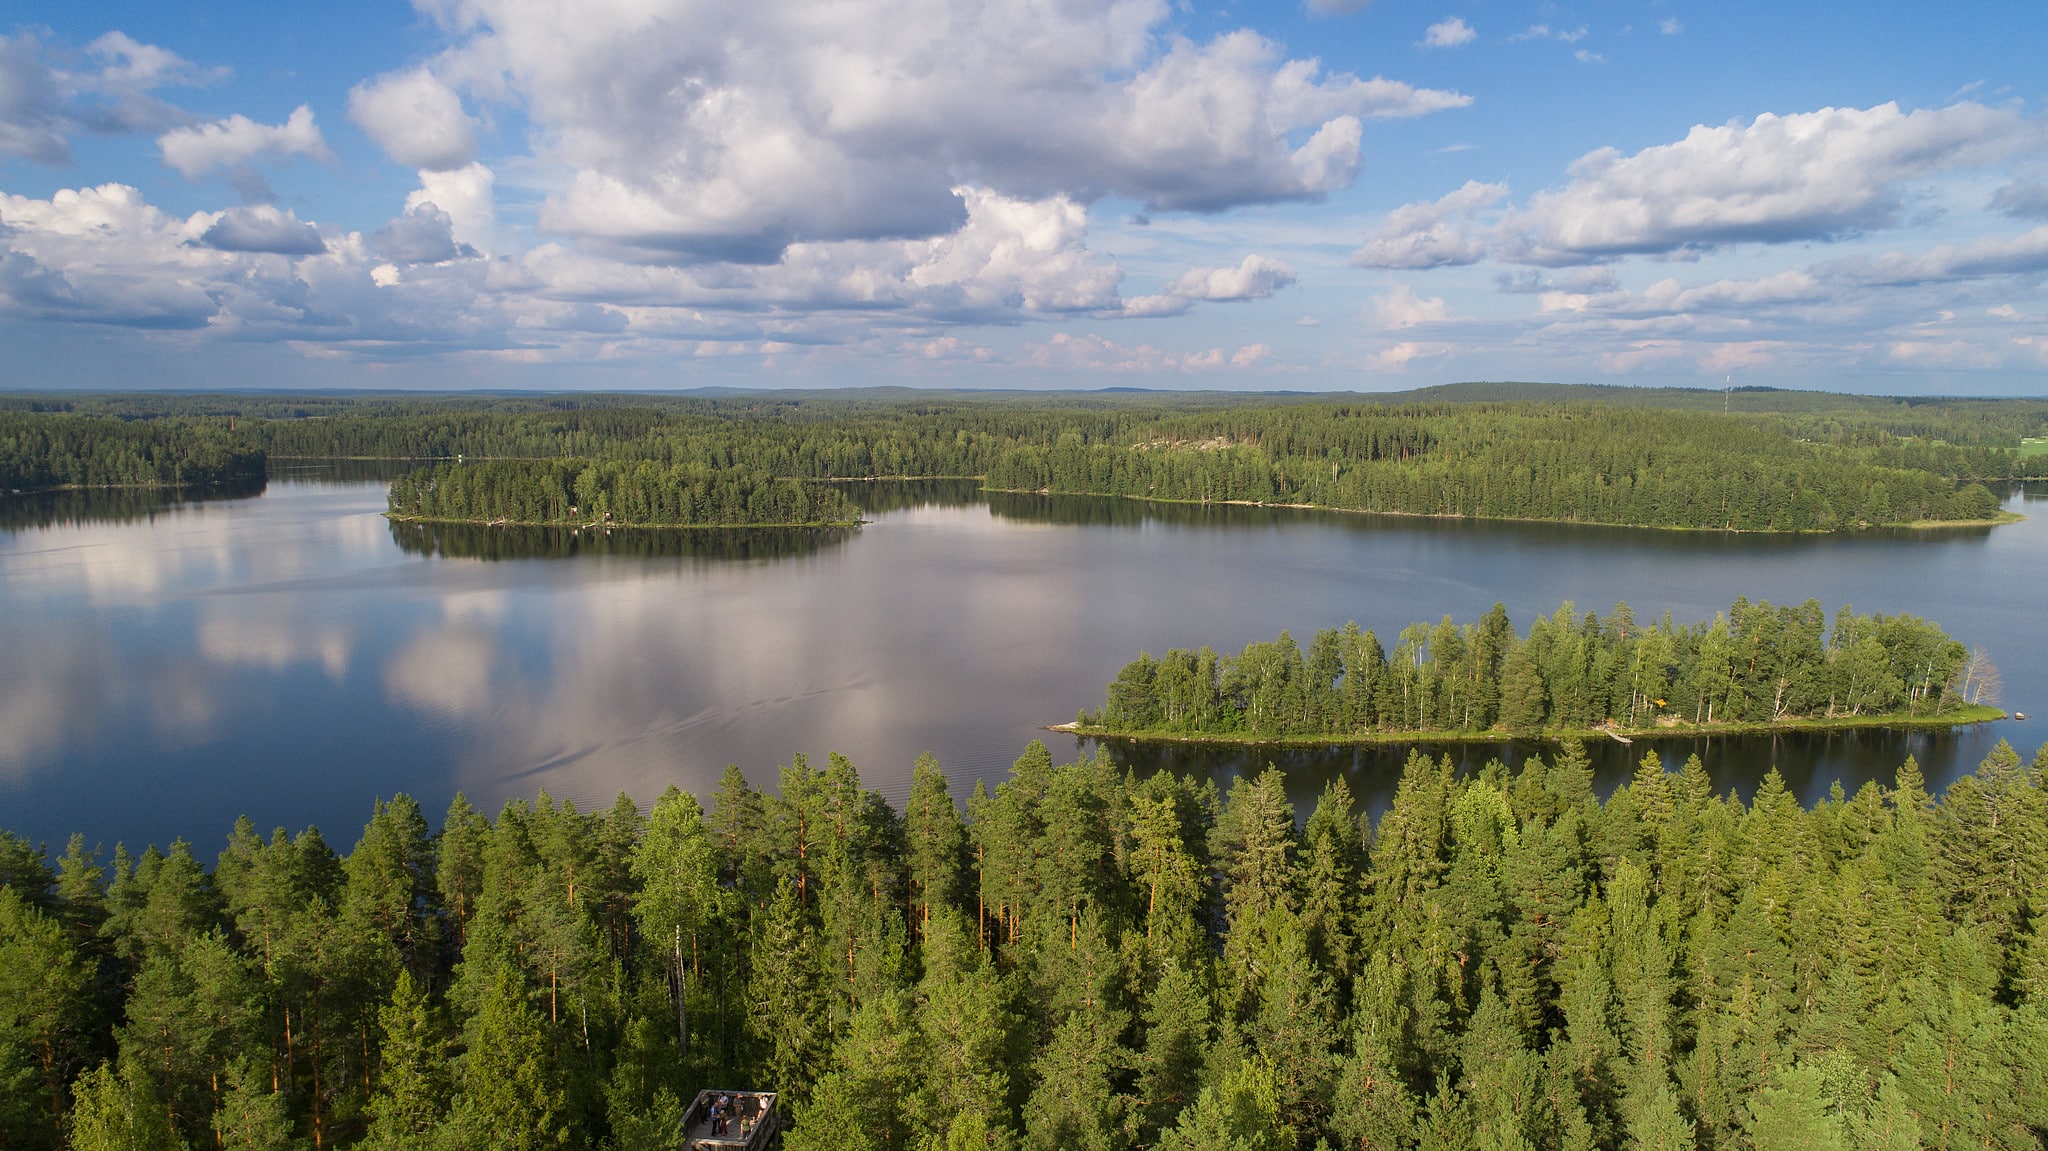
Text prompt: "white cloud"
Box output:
[[1659, 18, 1683, 35], [1495, 266, 1617, 294], [1574, 49, 1604, 65], [407, 163, 496, 247], [371, 203, 477, 263], [1122, 254, 1296, 316], [1511, 25, 1588, 43], [1372, 340, 1453, 368], [1500, 102, 2034, 265], [1022, 331, 1276, 373], [428, 2, 1465, 259], [0, 30, 223, 163], [1423, 18, 1476, 48], [348, 67, 479, 171], [199, 205, 327, 255], [1371, 283, 1454, 328], [158, 105, 332, 199], [1830, 226, 2048, 284], [1990, 181, 2048, 220], [1353, 179, 1506, 268]]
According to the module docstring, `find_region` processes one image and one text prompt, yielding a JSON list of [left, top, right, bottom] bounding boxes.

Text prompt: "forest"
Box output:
[[3, 740, 2047, 1150], [1084, 599, 1995, 741], [386, 460, 862, 528], [0, 413, 265, 493], [4, 385, 2044, 531]]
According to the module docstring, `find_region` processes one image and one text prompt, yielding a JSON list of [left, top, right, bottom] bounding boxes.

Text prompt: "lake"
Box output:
[[2, 472, 2042, 853]]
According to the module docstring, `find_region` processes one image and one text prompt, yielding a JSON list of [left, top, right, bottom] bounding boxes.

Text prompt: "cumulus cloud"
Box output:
[[199, 205, 327, 254], [348, 68, 479, 171], [1495, 266, 1617, 294], [158, 106, 332, 199], [1990, 181, 2048, 220], [0, 30, 223, 163], [1, 33, 75, 162], [1352, 180, 1506, 268], [1499, 102, 2033, 265], [1371, 283, 1454, 328], [1830, 226, 2048, 284], [406, 163, 495, 248], [1022, 331, 1274, 373], [424, 1, 1464, 260], [1122, 254, 1296, 316], [371, 203, 477, 263], [1511, 25, 1588, 43], [1423, 18, 1476, 48]]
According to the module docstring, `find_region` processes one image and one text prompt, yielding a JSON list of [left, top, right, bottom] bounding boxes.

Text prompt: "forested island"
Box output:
[[1078, 599, 2004, 744], [5, 384, 2045, 532], [386, 460, 862, 528], [4, 741, 2048, 1150], [0, 412, 264, 493]]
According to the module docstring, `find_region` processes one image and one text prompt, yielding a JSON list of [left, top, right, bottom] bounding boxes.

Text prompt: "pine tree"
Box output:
[[363, 969, 449, 1147], [67, 1058, 185, 1151], [906, 754, 967, 941], [750, 878, 829, 1101], [210, 1057, 301, 1150], [1154, 1055, 1292, 1151], [444, 965, 567, 1150], [1741, 1063, 1845, 1151], [1135, 960, 1212, 1140]]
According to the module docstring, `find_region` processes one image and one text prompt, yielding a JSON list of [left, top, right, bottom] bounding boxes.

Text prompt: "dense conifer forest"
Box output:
[[0, 413, 265, 493], [386, 460, 861, 528], [5, 385, 2044, 530], [1084, 599, 1997, 741], [4, 741, 2047, 1150]]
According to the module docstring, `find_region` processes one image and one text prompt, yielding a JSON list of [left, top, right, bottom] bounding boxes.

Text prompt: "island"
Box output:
[[1069, 598, 2006, 745], [384, 459, 863, 528]]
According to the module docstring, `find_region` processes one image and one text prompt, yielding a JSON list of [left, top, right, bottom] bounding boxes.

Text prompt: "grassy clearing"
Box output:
[[2021, 436, 2048, 458]]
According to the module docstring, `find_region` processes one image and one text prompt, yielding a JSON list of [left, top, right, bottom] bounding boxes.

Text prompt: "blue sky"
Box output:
[[2, 0, 2044, 393]]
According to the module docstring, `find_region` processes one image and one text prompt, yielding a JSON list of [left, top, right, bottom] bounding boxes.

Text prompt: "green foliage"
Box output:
[[0, 412, 263, 492], [12, 386, 2042, 536], [1090, 599, 1977, 737], [11, 737, 2048, 1150]]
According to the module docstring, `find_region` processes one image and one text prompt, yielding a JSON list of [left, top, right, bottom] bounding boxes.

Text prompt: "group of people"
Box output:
[[704, 1093, 771, 1141]]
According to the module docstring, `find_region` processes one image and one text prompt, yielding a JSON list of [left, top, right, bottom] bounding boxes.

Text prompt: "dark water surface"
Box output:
[[2, 473, 2042, 852]]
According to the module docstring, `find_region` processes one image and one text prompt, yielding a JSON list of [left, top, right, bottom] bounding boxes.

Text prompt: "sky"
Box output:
[[1, 0, 2045, 394]]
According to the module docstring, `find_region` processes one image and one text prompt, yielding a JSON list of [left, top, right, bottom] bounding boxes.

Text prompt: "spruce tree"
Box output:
[[445, 965, 568, 1151], [363, 969, 449, 1147]]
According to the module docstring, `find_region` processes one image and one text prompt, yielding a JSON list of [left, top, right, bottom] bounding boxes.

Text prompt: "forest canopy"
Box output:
[[386, 459, 861, 528], [5, 385, 2043, 531], [2, 740, 2046, 1150], [1084, 599, 1992, 740]]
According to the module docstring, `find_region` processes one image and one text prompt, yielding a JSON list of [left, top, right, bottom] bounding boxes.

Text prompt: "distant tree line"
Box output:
[[982, 406, 2013, 530], [1088, 599, 1984, 739], [4, 739, 2048, 1150], [7, 387, 2043, 530], [0, 413, 265, 492], [386, 460, 861, 527]]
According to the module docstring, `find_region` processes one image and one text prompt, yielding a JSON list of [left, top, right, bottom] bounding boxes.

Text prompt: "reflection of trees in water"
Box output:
[[267, 458, 425, 484], [1087, 723, 2012, 820], [0, 478, 267, 531], [820, 477, 986, 515], [387, 518, 855, 561]]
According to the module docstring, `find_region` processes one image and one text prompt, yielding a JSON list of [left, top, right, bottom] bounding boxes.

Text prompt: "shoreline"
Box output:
[[384, 513, 865, 530], [983, 487, 2024, 534], [1050, 705, 2010, 748]]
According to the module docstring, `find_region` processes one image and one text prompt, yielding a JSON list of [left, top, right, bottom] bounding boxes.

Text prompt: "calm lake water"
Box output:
[[2, 473, 2043, 853]]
